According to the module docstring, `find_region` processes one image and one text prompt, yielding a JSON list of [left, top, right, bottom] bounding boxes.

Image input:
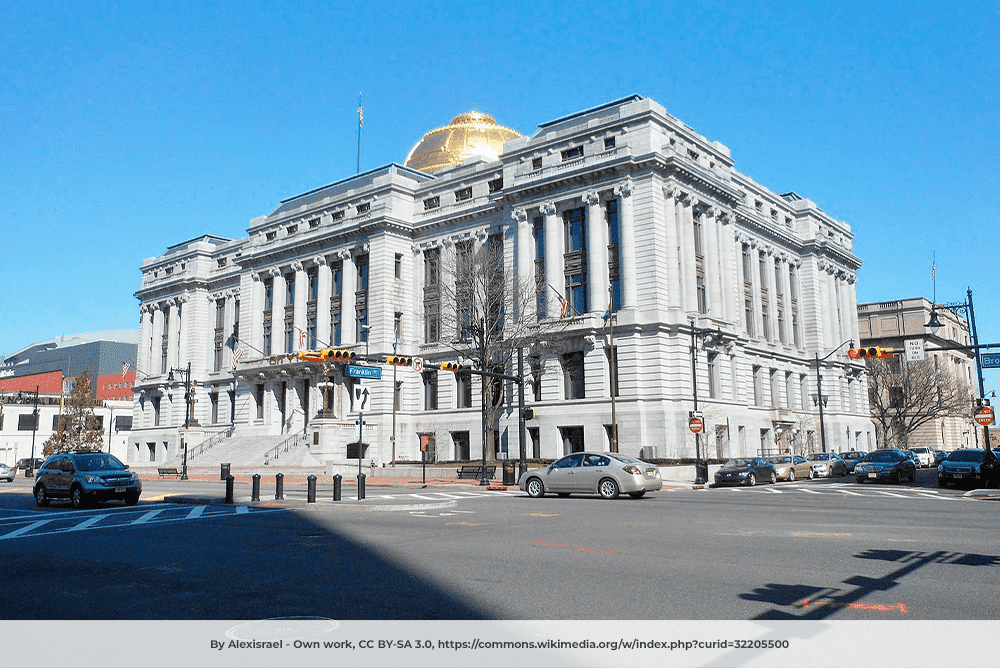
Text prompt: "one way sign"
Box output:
[[354, 386, 371, 412]]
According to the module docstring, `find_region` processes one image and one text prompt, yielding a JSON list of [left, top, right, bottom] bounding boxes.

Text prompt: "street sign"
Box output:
[[904, 339, 926, 362], [354, 386, 371, 412], [974, 405, 995, 427], [345, 364, 382, 379], [981, 353, 1000, 369], [412, 356, 423, 373], [689, 416, 704, 434]]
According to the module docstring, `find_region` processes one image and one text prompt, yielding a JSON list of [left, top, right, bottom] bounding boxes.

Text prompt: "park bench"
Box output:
[[157, 467, 182, 478], [456, 464, 497, 480]]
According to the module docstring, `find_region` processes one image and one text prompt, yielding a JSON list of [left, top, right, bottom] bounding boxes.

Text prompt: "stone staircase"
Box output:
[[184, 433, 321, 468]]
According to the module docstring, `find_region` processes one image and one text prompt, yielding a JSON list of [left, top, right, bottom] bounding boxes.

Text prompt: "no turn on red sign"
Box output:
[[975, 406, 995, 426]]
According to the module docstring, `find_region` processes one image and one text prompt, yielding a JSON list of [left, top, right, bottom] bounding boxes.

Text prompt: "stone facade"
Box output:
[[131, 95, 874, 465]]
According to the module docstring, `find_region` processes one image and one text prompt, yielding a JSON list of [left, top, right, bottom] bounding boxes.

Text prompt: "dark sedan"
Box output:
[[854, 449, 916, 484], [713, 457, 777, 487], [937, 449, 1000, 489], [840, 451, 868, 473]]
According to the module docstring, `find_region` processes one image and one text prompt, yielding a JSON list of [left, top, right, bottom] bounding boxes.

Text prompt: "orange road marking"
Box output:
[[801, 599, 907, 614]]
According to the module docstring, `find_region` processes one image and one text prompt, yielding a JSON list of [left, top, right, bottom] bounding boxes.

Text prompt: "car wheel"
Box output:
[[628, 491, 646, 499], [768, 470, 777, 484], [788, 470, 795, 482], [124, 492, 140, 506], [70, 484, 88, 509], [34, 484, 50, 507], [525, 477, 545, 498], [808, 468, 815, 480], [746, 473, 756, 487], [598, 478, 620, 499]]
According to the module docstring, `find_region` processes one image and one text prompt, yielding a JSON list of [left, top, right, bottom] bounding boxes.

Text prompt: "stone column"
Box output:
[[250, 271, 264, 357], [615, 179, 638, 310], [680, 197, 698, 313], [272, 271, 287, 354], [542, 202, 562, 317], [138, 306, 152, 373], [292, 261, 307, 353], [412, 245, 425, 343], [151, 304, 164, 374], [316, 256, 332, 348], [704, 207, 721, 317], [718, 211, 736, 324], [662, 185, 682, 310], [340, 250, 357, 346], [584, 191, 606, 314], [513, 208, 534, 322]]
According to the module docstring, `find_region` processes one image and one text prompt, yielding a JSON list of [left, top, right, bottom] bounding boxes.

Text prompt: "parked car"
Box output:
[[14, 457, 45, 471], [909, 447, 935, 468], [713, 457, 777, 487], [840, 451, 868, 473], [0, 463, 14, 482], [33, 452, 142, 508], [933, 450, 949, 465], [855, 449, 916, 484], [767, 455, 814, 482], [937, 449, 1000, 489], [519, 451, 662, 499], [806, 452, 847, 477], [905, 450, 922, 470]]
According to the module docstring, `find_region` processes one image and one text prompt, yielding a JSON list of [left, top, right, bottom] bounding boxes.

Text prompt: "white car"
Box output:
[[0, 463, 13, 482], [909, 447, 935, 468]]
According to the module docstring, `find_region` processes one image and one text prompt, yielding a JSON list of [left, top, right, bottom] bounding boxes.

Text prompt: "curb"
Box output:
[[160, 494, 458, 512]]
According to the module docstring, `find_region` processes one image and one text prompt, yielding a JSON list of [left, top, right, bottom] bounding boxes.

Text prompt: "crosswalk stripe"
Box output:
[[131, 508, 168, 524], [0, 519, 54, 540], [186, 505, 207, 519], [66, 515, 106, 532]]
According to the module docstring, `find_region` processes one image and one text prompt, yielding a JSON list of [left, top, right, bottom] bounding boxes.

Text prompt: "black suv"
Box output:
[[33, 452, 142, 508]]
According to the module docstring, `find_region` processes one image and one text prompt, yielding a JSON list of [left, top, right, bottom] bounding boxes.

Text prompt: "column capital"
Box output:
[[540, 201, 557, 216], [582, 191, 600, 207], [290, 260, 304, 273], [313, 255, 328, 267], [614, 177, 634, 199], [511, 208, 528, 224]]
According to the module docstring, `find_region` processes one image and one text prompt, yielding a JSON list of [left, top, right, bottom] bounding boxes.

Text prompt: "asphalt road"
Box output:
[[1, 469, 997, 621]]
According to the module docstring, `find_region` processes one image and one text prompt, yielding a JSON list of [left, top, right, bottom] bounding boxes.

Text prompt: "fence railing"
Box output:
[[263, 432, 309, 465]]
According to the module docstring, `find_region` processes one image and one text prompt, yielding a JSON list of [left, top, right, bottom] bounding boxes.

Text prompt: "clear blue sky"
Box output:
[[2, 2, 997, 389]]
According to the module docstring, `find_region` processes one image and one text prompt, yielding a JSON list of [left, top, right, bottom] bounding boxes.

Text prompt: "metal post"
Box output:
[[251, 474, 260, 502], [306, 474, 316, 503], [333, 473, 342, 501], [275, 473, 284, 500], [518, 348, 527, 478], [480, 318, 489, 487], [816, 353, 828, 453], [607, 282, 618, 453], [357, 472, 366, 500], [224, 475, 235, 504], [27, 387, 39, 478], [181, 361, 191, 480], [690, 322, 704, 484]]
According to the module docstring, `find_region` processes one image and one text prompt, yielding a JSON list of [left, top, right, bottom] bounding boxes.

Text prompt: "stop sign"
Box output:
[[689, 416, 704, 434], [975, 406, 995, 426]]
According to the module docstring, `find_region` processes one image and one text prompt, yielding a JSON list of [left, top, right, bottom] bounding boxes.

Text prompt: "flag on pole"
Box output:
[[560, 294, 569, 319], [122, 362, 130, 378], [232, 347, 244, 371], [358, 103, 363, 128], [931, 262, 935, 280]]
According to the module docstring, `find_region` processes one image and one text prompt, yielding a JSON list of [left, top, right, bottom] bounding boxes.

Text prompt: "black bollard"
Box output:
[[333, 473, 342, 502], [307, 474, 317, 503], [251, 474, 261, 502], [357, 472, 365, 500], [225, 475, 235, 504], [275, 473, 284, 500]]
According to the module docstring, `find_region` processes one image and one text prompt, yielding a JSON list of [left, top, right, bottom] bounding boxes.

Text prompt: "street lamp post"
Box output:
[[26, 387, 39, 478], [689, 321, 723, 484], [167, 362, 193, 480], [815, 340, 854, 454]]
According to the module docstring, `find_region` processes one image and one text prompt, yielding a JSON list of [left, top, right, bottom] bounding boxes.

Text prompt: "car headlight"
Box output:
[[84, 475, 99, 483], [937, 465, 944, 473]]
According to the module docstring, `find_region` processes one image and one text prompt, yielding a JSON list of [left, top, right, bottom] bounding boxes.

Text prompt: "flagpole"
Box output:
[[357, 92, 363, 174]]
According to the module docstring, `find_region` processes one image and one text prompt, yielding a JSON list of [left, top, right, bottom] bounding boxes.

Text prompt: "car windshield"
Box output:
[[724, 458, 752, 468], [842, 453, 862, 459], [769, 456, 791, 464], [866, 450, 902, 462], [74, 454, 126, 472], [808, 454, 829, 460], [947, 451, 985, 463]]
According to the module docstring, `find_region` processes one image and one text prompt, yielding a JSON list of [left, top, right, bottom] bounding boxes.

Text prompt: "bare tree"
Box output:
[[432, 233, 567, 460], [42, 371, 105, 456], [865, 356, 972, 448]]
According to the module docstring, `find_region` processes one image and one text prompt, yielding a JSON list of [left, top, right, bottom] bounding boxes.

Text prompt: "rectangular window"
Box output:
[[531, 156, 542, 170], [394, 253, 402, 279], [562, 351, 586, 400], [533, 217, 546, 318], [423, 248, 441, 343], [769, 369, 779, 407], [606, 199, 621, 312], [752, 366, 763, 407], [789, 264, 801, 347], [210, 392, 219, 424], [213, 298, 226, 372], [488, 177, 503, 193], [456, 239, 474, 341], [454, 187, 472, 202], [423, 371, 438, 410], [529, 355, 543, 402], [356, 255, 369, 343], [604, 136, 616, 150], [707, 353, 718, 399], [333, 210, 345, 221], [561, 146, 583, 161], [423, 196, 440, 210], [563, 207, 587, 315], [17, 413, 38, 431], [759, 253, 770, 340], [775, 263, 786, 344], [785, 372, 794, 410], [742, 245, 754, 337], [456, 371, 472, 408], [356, 202, 370, 214]]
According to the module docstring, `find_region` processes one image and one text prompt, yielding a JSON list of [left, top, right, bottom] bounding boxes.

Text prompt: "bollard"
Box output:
[[225, 475, 235, 504], [275, 473, 284, 500], [357, 472, 366, 500], [307, 474, 317, 504], [333, 473, 342, 502], [251, 474, 261, 502]]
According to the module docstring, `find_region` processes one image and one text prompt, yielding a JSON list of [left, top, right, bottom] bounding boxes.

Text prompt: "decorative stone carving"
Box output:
[[511, 208, 527, 224], [615, 178, 634, 198], [582, 191, 600, 206], [540, 202, 557, 216]]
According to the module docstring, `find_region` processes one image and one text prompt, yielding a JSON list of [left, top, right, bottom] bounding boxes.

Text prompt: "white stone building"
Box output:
[[130, 95, 874, 466]]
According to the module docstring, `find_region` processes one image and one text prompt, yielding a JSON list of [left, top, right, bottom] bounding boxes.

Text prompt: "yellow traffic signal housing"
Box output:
[[385, 355, 412, 367], [326, 349, 357, 362], [297, 350, 328, 362], [439, 361, 462, 372], [848, 346, 894, 359]]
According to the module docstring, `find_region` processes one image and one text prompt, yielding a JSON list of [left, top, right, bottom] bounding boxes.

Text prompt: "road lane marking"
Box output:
[[0, 519, 55, 540], [131, 508, 169, 524], [65, 515, 106, 532], [186, 505, 206, 519]]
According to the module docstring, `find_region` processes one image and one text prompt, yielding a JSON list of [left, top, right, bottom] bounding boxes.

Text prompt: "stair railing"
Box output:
[[263, 432, 309, 465], [187, 425, 236, 461]]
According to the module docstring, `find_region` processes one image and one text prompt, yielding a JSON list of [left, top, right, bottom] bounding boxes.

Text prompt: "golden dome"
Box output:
[[404, 111, 521, 174]]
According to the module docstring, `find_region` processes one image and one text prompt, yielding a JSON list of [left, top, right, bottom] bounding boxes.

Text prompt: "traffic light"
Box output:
[[385, 355, 412, 367], [325, 349, 357, 362], [439, 361, 463, 372], [297, 350, 327, 362], [521, 407, 535, 420], [848, 346, 894, 359]]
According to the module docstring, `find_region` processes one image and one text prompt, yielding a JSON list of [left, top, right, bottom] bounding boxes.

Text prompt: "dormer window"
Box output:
[[455, 187, 472, 202], [217, 258, 228, 268], [165, 267, 174, 276], [604, 137, 616, 150], [309, 218, 320, 229], [356, 202, 370, 214], [488, 177, 503, 193], [333, 210, 345, 221], [266, 231, 277, 241], [531, 157, 542, 170], [287, 224, 298, 235], [423, 196, 440, 211], [754, 200, 763, 212], [561, 146, 583, 161]]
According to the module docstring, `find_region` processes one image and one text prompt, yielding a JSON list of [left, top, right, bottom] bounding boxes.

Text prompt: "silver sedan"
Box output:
[[519, 451, 663, 499], [0, 463, 13, 482]]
